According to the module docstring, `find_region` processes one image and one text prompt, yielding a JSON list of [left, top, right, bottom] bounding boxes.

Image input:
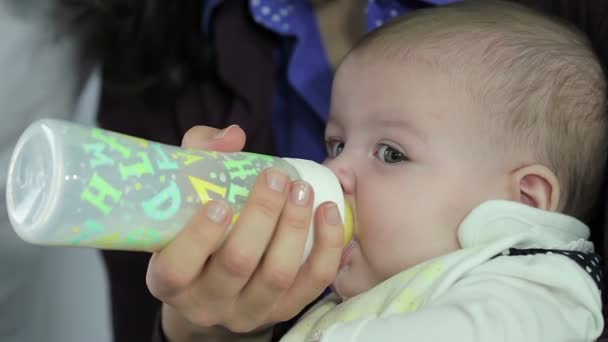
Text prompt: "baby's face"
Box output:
[[324, 53, 512, 299]]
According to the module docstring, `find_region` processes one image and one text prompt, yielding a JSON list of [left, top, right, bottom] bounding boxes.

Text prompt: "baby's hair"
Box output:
[[354, 0, 608, 221]]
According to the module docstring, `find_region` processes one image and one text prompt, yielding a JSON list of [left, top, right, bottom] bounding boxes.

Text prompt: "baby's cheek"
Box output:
[[358, 205, 408, 245], [359, 226, 406, 272]]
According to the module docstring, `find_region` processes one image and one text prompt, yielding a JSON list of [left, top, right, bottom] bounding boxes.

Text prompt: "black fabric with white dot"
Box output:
[[494, 248, 604, 290]]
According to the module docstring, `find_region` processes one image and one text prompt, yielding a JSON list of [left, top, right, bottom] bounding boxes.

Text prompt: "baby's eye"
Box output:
[[375, 144, 408, 164], [325, 139, 345, 158]]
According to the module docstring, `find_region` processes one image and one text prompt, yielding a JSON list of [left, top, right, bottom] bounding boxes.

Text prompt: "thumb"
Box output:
[[181, 124, 246, 152]]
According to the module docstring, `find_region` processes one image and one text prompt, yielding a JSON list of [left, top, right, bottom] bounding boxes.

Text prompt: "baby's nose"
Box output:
[[324, 160, 356, 195]]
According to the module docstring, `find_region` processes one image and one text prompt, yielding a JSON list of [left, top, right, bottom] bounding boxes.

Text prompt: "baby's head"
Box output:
[[324, 0, 607, 299]]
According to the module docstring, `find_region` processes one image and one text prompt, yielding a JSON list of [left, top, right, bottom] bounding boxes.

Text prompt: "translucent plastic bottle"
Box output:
[[6, 119, 353, 260]]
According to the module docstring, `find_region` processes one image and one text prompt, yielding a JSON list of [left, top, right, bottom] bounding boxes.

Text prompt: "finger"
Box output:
[[196, 168, 290, 302], [272, 202, 343, 321], [146, 200, 231, 300], [181, 124, 246, 152], [237, 181, 314, 321]]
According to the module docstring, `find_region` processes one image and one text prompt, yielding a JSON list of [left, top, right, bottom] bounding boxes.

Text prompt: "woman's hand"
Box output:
[[146, 125, 345, 341]]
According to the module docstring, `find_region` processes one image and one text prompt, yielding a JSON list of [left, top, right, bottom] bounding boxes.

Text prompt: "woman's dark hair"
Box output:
[[57, 0, 209, 93]]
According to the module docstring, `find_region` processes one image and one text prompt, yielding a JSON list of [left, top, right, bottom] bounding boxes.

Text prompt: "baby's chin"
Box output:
[[330, 283, 349, 300], [331, 272, 371, 300]]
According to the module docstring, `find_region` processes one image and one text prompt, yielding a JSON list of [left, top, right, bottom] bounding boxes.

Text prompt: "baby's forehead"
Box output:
[[332, 56, 488, 133], [357, 27, 510, 74], [350, 29, 547, 111]]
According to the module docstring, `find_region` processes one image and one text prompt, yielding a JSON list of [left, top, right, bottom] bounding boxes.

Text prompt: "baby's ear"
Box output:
[[509, 164, 561, 211]]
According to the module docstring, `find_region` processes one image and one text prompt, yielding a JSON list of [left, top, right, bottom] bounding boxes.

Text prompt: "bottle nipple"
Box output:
[[343, 200, 355, 245]]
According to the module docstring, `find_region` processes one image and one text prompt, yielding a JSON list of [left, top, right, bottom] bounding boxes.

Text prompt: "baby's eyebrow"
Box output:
[[372, 117, 427, 143]]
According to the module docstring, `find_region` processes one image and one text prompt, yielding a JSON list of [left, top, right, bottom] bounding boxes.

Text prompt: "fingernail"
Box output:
[[212, 125, 234, 139], [290, 181, 311, 207], [207, 201, 228, 223], [324, 204, 341, 226], [266, 169, 288, 193]]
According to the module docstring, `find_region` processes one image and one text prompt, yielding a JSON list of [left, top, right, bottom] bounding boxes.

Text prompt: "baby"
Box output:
[[281, 1, 607, 341]]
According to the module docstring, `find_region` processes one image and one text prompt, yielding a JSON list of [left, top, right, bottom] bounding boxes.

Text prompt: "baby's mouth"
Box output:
[[340, 238, 358, 268]]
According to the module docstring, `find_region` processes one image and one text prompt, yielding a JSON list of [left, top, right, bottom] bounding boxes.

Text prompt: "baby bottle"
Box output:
[[5, 119, 354, 260]]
